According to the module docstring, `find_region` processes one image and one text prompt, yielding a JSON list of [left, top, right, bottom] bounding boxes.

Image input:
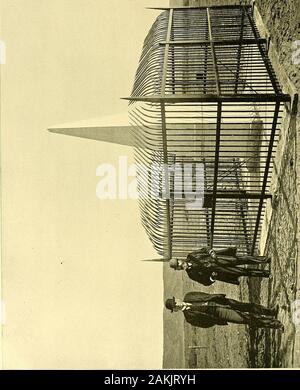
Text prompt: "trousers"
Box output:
[[206, 300, 282, 329]]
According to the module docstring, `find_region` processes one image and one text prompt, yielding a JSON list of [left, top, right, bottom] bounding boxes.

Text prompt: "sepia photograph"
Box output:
[[0, 0, 300, 372]]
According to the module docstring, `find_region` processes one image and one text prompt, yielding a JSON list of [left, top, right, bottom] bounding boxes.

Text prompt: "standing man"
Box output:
[[165, 291, 283, 330], [169, 246, 270, 286]]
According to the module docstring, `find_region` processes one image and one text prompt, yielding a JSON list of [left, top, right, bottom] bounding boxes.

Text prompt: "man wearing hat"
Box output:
[[165, 291, 283, 330], [169, 246, 270, 286]]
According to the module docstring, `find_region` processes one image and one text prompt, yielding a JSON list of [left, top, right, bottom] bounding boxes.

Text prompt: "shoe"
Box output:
[[270, 304, 279, 317], [279, 324, 284, 332]]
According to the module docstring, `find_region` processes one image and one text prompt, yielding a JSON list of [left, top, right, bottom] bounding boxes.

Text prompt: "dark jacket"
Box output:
[[186, 247, 240, 286], [183, 292, 229, 328]]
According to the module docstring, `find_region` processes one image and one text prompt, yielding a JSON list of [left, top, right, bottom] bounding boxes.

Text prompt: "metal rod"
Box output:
[[160, 9, 173, 260], [147, 5, 252, 10], [251, 101, 281, 254], [235, 7, 245, 94], [245, 7, 280, 95], [160, 38, 267, 46], [124, 94, 290, 103], [205, 191, 272, 200], [204, 22, 209, 95], [210, 102, 222, 248], [161, 9, 174, 95], [292, 93, 299, 116], [234, 160, 251, 254], [207, 8, 221, 95]]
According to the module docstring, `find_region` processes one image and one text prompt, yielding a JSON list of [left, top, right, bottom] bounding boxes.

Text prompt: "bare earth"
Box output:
[[164, 255, 297, 368]]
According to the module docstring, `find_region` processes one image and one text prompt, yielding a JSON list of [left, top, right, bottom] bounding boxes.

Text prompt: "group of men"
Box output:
[[165, 246, 284, 330]]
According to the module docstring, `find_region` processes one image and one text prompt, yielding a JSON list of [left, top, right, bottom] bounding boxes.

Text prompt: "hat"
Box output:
[[165, 297, 176, 312], [169, 258, 179, 270]]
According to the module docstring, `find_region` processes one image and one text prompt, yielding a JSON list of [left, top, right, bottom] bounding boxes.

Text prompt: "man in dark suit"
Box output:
[[169, 246, 270, 286], [165, 292, 283, 330]]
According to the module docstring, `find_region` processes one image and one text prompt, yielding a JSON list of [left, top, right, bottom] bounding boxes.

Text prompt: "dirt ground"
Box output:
[[182, 273, 297, 368], [182, 252, 298, 368]]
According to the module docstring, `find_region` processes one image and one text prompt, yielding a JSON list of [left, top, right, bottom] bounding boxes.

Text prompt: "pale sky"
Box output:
[[0, 0, 169, 369]]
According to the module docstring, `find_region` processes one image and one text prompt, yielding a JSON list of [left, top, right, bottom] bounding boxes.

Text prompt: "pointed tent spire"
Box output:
[[48, 112, 135, 147]]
